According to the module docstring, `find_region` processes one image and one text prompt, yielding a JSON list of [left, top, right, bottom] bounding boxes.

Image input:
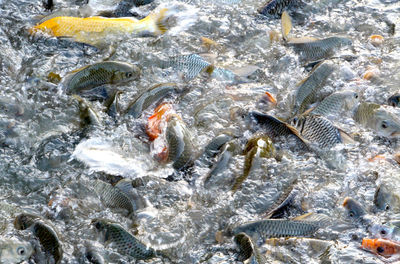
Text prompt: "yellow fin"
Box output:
[[287, 36, 319, 44], [292, 212, 314, 220], [281, 11, 292, 41]]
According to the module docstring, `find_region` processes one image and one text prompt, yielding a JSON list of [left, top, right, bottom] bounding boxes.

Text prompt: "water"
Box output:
[[0, 0, 400, 263]]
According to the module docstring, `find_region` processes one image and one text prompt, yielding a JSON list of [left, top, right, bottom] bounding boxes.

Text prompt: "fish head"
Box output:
[[0, 240, 33, 263], [361, 238, 399, 257], [374, 184, 400, 213], [14, 213, 37, 230], [388, 94, 400, 107], [291, 115, 306, 130], [373, 109, 400, 137], [342, 91, 360, 111], [369, 224, 398, 240], [112, 64, 141, 84], [342, 197, 366, 221]]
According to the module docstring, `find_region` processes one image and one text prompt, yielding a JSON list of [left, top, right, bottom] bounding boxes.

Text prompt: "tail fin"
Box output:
[[281, 11, 292, 41], [150, 3, 198, 36]]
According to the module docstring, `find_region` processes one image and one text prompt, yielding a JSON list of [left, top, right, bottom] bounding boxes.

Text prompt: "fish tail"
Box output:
[[281, 11, 292, 41]]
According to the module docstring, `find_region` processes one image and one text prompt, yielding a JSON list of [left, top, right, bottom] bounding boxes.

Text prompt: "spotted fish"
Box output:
[[293, 61, 335, 115], [311, 90, 359, 118], [91, 218, 156, 260]]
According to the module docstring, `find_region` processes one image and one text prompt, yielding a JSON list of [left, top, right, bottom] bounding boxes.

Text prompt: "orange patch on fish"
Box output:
[[363, 68, 379, 80], [369, 35, 384, 46], [368, 154, 386, 162], [361, 238, 400, 257], [263, 92, 277, 106], [146, 103, 173, 141]]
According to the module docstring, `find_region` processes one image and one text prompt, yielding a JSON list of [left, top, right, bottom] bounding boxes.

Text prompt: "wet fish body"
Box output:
[[258, 0, 296, 17], [361, 238, 400, 257], [0, 238, 33, 264], [204, 142, 236, 184], [14, 214, 63, 264], [248, 111, 310, 151], [342, 197, 368, 224], [197, 133, 233, 166], [374, 183, 400, 212], [293, 61, 335, 115], [232, 213, 330, 240], [93, 180, 135, 215], [92, 219, 156, 260], [311, 90, 359, 118], [353, 103, 400, 137], [166, 115, 194, 170], [125, 83, 177, 118], [288, 37, 352, 62], [234, 233, 267, 264], [292, 115, 342, 149], [161, 54, 213, 81], [62, 61, 140, 95]]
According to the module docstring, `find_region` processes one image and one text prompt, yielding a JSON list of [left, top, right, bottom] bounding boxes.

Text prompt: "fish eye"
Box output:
[[381, 121, 388, 129], [293, 117, 298, 126], [377, 246, 385, 253], [385, 204, 390, 211], [354, 94, 358, 99], [349, 211, 354, 217], [126, 72, 133, 78], [17, 246, 25, 255], [94, 221, 101, 229], [380, 229, 387, 235], [392, 102, 396, 107]]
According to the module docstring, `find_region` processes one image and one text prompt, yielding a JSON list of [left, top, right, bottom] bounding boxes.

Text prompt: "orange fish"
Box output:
[[146, 103, 174, 141], [361, 238, 400, 257]]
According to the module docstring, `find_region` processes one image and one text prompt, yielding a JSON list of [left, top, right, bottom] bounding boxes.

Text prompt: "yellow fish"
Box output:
[[30, 6, 194, 45]]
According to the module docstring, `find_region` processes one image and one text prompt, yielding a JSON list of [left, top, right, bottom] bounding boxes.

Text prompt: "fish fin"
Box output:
[[338, 128, 355, 144], [292, 212, 314, 220], [68, 65, 90, 74], [114, 179, 134, 196], [281, 11, 292, 41], [287, 36, 319, 44], [293, 213, 331, 225], [231, 65, 260, 77]]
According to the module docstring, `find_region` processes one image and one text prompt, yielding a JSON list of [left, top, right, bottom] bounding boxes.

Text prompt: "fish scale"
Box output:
[[289, 37, 352, 62], [94, 180, 136, 214], [93, 219, 156, 260], [258, 0, 296, 16], [295, 115, 342, 149], [311, 90, 359, 117], [162, 54, 212, 81], [293, 61, 335, 115]]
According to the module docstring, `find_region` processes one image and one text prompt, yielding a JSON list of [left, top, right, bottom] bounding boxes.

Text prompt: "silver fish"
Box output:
[[258, 0, 297, 17], [234, 233, 267, 264], [204, 141, 236, 184], [288, 37, 352, 62], [0, 238, 33, 264], [62, 61, 140, 95], [91, 218, 156, 260], [292, 115, 342, 149], [293, 61, 335, 115], [311, 90, 359, 118], [342, 197, 367, 222], [197, 133, 234, 167], [161, 54, 214, 81], [353, 102, 400, 137], [374, 183, 400, 213], [232, 213, 331, 240], [125, 83, 178, 118]]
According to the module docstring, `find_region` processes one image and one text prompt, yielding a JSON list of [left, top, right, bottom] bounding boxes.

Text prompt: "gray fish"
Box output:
[[93, 179, 137, 215], [258, 0, 296, 17], [311, 90, 359, 118], [293, 61, 335, 115], [387, 93, 400, 107], [353, 102, 400, 137], [288, 37, 352, 62], [161, 54, 214, 81], [232, 135, 276, 192], [62, 61, 140, 95], [292, 115, 342, 149], [72, 95, 102, 128], [264, 183, 298, 219], [91, 218, 156, 260], [0, 238, 33, 264], [166, 115, 194, 170], [234, 233, 267, 264], [197, 133, 234, 167], [204, 141, 236, 184], [342, 197, 367, 221], [232, 213, 331, 240], [14, 214, 63, 264], [374, 184, 400, 213], [125, 83, 177, 118], [248, 111, 310, 151]]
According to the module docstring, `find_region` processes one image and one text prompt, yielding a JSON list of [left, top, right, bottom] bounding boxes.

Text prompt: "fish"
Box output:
[[232, 213, 331, 240], [125, 83, 178, 118], [197, 133, 234, 167], [361, 238, 400, 258], [293, 61, 335, 115], [342, 197, 368, 223], [62, 61, 140, 95], [72, 95, 102, 128], [234, 233, 267, 264], [161, 54, 215, 81], [291, 115, 343, 149], [146, 103, 174, 141], [374, 183, 400, 212], [248, 111, 310, 151], [264, 183, 298, 219], [310, 90, 360, 118], [0, 238, 33, 264], [353, 102, 400, 137], [231, 135, 276, 192], [204, 141, 236, 184], [288, 37, 352, 62], [281, 11, 291, 41], [166, 115, 194, 170], [93, 179, 136, 215], [387, 93, 400, 107], [91, 218, 156, 260], [30, 5, 196, 45], [14, 214, 63, 264], [258, 0, 297, 17]]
